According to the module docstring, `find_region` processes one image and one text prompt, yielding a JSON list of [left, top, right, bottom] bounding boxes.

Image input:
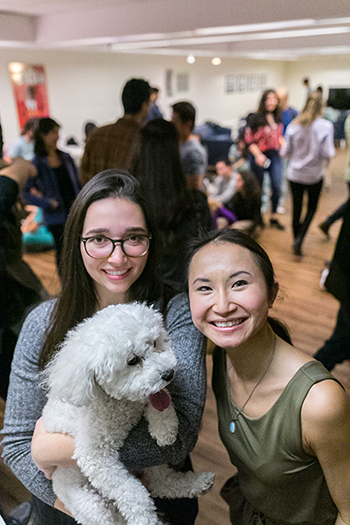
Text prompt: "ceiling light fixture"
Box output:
[[108, 25, 350, 51], [211, 57, 221, 65], [8, 62, 23, 74], [187, 54, 195, 63]]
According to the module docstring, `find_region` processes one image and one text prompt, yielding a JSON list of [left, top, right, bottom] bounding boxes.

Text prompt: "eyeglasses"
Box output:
[[81, 234, 152, 259]]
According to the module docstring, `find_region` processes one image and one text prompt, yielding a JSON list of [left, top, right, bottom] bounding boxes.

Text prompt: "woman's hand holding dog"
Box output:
[[54, 498, 73, 517], [31, 417, 77, 478]]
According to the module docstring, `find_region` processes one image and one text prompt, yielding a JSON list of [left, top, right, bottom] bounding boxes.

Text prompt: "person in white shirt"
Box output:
[[284, 93, 335, 256], [204, 159, 236, 206]]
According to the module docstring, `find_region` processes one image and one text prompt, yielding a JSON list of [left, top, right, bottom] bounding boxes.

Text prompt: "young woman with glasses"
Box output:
[[2, 170, 207, 525]]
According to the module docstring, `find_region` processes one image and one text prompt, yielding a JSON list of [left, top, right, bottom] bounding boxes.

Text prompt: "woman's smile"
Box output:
[[211, 317, 247, 329]]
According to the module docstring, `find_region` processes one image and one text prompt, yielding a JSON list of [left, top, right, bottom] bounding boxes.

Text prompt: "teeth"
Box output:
[[106, 269, 128, 276], [215, 320, 243, 327]]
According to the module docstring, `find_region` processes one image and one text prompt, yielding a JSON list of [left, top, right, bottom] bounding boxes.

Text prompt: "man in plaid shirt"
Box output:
[[80, 78, 151, 185]]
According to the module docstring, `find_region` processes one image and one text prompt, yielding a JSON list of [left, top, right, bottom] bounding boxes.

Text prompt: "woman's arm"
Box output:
[[248, 143, 267, 167], [1, 301, 58, 507], [119, 293, 207, 469], [302, 379, 350, 525], [22, 161, 58, 211], [320, 122, 336, 161], [61, 151, 81, 193], [31, 417, 76, 478], [245, 125, 267, 167]]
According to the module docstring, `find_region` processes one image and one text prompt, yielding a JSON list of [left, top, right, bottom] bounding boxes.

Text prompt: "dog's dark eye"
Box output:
[[127, 356, 141, 366]]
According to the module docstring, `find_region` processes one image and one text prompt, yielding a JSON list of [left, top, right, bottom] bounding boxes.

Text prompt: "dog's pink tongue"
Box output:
[[148, 390, 171, 412]]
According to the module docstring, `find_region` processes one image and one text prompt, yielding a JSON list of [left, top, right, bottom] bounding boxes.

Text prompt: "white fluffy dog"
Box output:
[[41, 302, 214, 525]]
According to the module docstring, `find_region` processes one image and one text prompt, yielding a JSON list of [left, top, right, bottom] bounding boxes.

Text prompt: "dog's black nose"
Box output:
[[161, 369, 174, 382]]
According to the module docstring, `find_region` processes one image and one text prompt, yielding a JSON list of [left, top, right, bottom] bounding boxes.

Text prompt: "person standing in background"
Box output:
[[171, 101, 207, 190], [276, 87, 298, 214], [245, 89, 285, 230], [147, 87, 163, 121], [133, 118, 212, 291], [284, 93, 335, 256], [302, 77, 312, 100], [80, 78, 151, 185]]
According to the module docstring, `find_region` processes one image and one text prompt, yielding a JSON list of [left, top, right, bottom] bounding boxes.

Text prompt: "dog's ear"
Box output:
[[43, 334, 99, 407]]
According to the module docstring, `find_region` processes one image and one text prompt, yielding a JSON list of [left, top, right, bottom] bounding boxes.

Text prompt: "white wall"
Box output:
[[0, 48, 285, 150], [286, 56, 350, 110], [1, 48, 350, 153]]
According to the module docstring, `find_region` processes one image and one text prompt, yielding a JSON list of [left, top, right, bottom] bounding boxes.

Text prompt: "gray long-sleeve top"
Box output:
[[284, 117, 335, 185], [1, 293, 207, 507]]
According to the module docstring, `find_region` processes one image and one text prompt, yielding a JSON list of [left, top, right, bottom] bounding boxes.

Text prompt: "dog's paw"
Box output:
[[194, 472, 215, 495], [155, 428, 177, 447]]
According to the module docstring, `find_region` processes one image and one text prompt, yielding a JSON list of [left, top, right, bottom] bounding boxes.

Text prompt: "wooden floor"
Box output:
[[1, 148, 350, 523]]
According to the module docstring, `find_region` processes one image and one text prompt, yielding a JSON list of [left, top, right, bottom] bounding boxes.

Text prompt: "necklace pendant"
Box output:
[[230, 421, 236, 433]]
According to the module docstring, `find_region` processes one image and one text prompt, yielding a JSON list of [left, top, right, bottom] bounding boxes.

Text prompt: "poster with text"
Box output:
[[9, 63, 50, 130]]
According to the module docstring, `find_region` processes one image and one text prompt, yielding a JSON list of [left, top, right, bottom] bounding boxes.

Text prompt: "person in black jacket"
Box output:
[[314, 198, 350, 370], [227, 170, 262, 233], [0, 118, 4, 159], [0, 158, 48, 399]]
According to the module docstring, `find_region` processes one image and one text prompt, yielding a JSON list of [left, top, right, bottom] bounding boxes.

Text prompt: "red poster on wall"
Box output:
[[8, 63, 50, 130]]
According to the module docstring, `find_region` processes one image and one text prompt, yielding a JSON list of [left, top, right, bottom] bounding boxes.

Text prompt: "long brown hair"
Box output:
[[39, 170, 163, 369], [292, 92, 323, 127], [250, 89, 282, 131]]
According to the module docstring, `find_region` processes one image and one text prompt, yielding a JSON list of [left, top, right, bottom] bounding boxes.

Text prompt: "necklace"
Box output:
[[226, 335, 276, 433]]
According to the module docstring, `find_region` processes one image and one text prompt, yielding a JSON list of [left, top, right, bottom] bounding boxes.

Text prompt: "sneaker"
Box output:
[[319, 268, 329, 290], [318, 222, 330, 238], [270, 218, 285, 230], [7, 503, 31, 525]]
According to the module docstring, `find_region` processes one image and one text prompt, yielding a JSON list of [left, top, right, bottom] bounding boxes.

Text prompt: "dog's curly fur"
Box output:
[[41, 302, 214, 525]]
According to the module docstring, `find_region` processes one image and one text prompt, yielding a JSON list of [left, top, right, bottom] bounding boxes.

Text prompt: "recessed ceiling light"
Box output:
[[187, 54, 195, 63], [8, 62, 23, 74], [211, 57, 221, 65]]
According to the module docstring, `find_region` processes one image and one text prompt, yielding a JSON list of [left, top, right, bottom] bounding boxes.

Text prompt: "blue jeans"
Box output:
[[249, 150, 282, 214]]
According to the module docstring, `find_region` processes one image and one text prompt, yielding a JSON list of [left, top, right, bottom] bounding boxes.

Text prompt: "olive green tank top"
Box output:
[[212, 348, 339, 525]]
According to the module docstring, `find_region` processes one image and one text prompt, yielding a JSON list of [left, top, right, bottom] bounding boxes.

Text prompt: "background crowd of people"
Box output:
[[0, 76, 349, 525]]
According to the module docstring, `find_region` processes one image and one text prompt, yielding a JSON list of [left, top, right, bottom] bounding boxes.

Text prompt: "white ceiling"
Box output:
[[0, 0, 350, 60]]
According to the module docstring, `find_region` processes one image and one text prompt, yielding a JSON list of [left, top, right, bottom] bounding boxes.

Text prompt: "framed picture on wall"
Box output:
[[257, 74, 266, 91], [226, 75, 236, 93], [165, 69, 173, 97], [238, 75, 247, 92], [8, 63, 50, 129], [248, 74, 258, 91], [177, 72, 189, 92]]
